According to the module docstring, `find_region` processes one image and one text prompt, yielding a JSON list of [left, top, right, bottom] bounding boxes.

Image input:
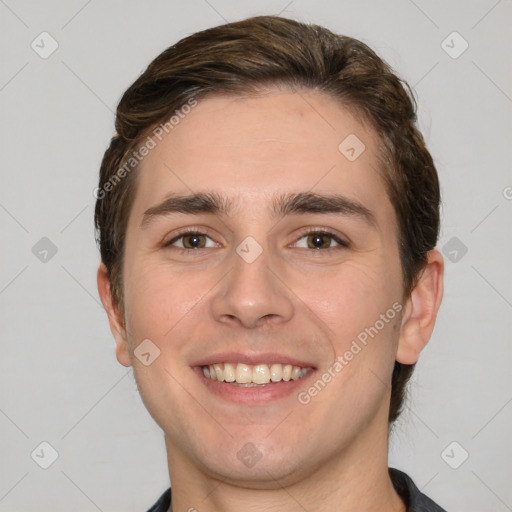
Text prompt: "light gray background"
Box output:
[[1, 1, 511, 511]]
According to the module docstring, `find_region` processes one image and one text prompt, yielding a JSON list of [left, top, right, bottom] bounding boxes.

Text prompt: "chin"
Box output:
[[195, 439, 316, 489]]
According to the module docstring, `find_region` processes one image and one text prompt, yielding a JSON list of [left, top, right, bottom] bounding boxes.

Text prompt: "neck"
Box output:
[[163, 411, 405, 512]]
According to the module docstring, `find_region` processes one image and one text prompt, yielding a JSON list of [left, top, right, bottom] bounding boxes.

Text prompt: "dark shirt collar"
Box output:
[[146, 467, 447, 512], [389, 468, 447, 511]]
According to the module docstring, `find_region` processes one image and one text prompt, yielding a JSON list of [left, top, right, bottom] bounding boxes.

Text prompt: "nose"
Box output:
[[210, 241, 294, 329]]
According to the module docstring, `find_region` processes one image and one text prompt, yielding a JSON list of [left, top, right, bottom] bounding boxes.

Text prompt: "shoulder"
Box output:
[[389, 468, 448, 512], [145, 487, 171, 512]]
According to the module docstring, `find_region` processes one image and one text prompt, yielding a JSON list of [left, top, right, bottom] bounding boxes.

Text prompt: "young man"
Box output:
[[95, 16, 446, 512]]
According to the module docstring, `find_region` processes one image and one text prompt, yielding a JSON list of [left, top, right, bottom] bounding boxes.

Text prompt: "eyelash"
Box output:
[[163, 227, 349, 252]]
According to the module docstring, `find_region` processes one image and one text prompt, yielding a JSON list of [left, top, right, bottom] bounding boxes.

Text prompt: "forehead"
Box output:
[[131, 89, 394, 227]]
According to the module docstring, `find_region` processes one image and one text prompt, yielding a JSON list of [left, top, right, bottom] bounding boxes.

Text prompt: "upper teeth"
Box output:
[[202, 363, 310, 385]]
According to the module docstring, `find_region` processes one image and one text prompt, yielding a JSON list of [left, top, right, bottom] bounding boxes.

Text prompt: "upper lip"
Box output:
[[191, 352, 316, 369]]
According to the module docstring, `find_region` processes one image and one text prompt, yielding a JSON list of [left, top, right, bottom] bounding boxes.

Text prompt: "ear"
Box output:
[[97, 262, 131, 367], [396, 249, 444, 365]]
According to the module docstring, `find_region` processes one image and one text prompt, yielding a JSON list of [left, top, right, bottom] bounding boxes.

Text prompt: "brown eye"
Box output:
[[306, 233, 332, 249], [182, 233, 206, 249], [166, 232, 216, 249], [292, 231, 348, 250]]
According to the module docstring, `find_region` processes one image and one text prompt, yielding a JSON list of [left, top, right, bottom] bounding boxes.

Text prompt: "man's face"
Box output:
[[117, 89, 405, 484]]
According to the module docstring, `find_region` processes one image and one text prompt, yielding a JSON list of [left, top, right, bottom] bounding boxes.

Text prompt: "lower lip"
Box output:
[[193, 367, 315, 404]]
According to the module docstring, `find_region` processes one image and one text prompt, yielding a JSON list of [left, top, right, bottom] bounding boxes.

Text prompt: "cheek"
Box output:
[[122, 259, 220, 352], [294, 256, 403, 400], [298, 259, 394, 339], [302, 261, 402, 413]]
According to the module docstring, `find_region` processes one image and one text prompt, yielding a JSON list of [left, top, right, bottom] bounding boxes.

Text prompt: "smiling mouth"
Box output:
[[201, 362, 313, 386]]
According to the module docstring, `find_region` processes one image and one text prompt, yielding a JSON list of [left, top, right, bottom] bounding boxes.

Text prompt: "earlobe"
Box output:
[[97, 263, 132, 367], [396, 249, 444, 365]]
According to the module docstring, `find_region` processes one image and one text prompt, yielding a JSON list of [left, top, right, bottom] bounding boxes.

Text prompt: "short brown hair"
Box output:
[[95, 15, 440, 424]]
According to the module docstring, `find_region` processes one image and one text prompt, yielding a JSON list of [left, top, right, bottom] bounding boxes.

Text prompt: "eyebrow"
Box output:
[[141, 191, 377, 229]]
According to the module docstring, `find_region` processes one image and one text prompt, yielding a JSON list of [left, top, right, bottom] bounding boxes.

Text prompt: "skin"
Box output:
[[98, 88, 444, 512]]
